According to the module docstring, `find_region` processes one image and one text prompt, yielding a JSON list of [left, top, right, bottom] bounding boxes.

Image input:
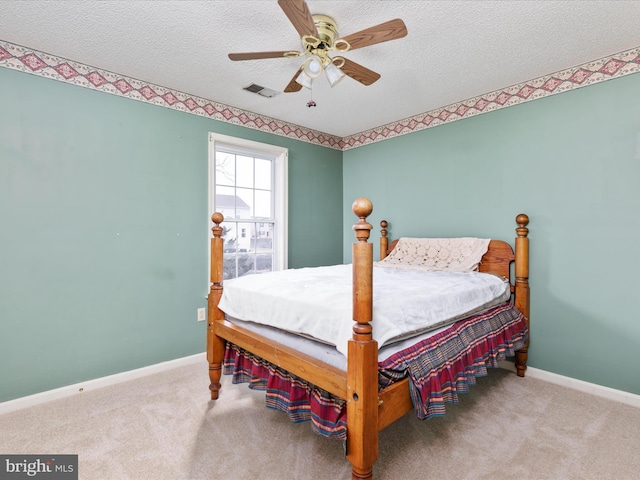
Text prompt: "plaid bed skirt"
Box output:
[[223, 302, 528, 441]]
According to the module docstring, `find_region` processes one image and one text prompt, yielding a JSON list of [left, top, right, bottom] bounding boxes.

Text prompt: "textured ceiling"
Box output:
[[1, 0, 639, 138]]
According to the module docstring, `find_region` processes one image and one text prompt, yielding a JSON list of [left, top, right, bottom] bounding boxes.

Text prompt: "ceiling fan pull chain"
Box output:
[[306, 82, 316, 108]]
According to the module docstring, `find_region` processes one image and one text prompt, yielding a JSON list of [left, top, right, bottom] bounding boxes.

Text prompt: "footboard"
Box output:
[[207, 199, 381, 480]]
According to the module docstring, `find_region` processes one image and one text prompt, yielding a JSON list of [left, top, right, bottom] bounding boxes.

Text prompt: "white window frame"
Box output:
[[208, 133, 288, 278]]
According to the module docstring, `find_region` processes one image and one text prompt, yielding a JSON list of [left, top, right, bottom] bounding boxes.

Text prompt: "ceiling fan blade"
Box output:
[[278, 0, 319, 38], [228, 51, 298, 61], [341, 58, 381, 86], [337, 18, 407, 51], [284, 67, 304, 93]]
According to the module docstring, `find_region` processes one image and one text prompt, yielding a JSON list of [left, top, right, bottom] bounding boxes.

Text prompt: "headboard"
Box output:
[[379, 215, 529, 295]]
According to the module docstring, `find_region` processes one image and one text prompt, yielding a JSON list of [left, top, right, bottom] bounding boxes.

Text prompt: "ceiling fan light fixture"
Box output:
[[325, 61, 345, 87], [295, 70, 313, 89], [303, 55, 324, 79]]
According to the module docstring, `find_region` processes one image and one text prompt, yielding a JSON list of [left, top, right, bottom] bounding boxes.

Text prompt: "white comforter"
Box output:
[[218, 264, 510, 357]]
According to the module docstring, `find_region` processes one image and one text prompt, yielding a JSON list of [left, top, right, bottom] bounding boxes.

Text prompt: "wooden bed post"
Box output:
[[208, 212, 227, 400], [379, 220, 388, 260], [514, 214, 530, 377], [347, 198, 379, 480]]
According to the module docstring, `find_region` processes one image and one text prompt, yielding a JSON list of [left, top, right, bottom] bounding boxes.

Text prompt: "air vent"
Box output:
[[243, 83, 279, 98]]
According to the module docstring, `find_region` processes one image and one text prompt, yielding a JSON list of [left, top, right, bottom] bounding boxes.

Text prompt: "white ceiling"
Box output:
[[1, 0, 639, 138]]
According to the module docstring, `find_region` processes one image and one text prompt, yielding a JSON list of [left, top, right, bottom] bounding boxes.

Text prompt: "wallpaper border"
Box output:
[[0, 40, 343, 150], [1, 39, 639, 151], [342, 46, 640, 150]]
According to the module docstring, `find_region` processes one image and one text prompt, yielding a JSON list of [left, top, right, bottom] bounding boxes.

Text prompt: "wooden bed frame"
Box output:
[[207, 198, 530, 480]]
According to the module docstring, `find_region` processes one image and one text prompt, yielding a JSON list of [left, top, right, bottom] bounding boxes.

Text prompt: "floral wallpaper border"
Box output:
[[1, 39, 639, 151]]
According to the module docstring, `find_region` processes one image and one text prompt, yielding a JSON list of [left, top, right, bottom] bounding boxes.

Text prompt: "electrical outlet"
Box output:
[[197, 308, 206, 322]]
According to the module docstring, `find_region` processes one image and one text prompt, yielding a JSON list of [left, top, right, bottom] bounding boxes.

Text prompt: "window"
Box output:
[[208, 133, 288, 279]]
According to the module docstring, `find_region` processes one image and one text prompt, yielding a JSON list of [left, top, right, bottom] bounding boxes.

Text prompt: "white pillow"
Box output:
[[376, 237, 490, 272]]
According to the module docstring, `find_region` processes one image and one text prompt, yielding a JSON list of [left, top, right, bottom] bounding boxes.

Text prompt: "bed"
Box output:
[[206, 198, 530, 480]]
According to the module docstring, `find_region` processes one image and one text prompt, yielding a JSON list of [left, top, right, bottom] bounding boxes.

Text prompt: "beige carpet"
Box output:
[[1, 362, 639, 480]]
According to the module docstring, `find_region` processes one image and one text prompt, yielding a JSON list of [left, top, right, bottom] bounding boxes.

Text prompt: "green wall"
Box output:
[[0, 67, 343, 402], [343, 73, 640, 395], [3, 59, 639, 404]]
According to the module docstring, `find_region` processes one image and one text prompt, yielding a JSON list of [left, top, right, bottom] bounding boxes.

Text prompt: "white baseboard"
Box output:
[[2, 355, 638, 415], [499, 361, 640, 409], [0, 352, 206, 415]]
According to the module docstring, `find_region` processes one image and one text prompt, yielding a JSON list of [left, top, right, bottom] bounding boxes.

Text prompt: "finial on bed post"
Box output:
[[208, 212, 226, 400], [380, 220, 388, 261], [352, 198, 373, 242], [514, 213, 530, 378], [211, 213, 224, 234]]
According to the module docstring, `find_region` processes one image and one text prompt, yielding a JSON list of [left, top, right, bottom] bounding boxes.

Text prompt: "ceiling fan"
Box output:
[[228, 0, 408, 93]]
